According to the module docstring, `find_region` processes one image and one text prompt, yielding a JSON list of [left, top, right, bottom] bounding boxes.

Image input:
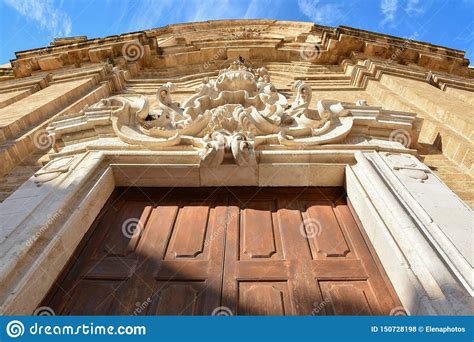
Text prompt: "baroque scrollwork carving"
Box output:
[[88, 60, 370, 166], [198, 131, 256, 167]]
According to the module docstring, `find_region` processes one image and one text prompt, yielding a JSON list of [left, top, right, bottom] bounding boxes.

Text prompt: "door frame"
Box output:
[[0, 149, 471, 315], [42, 186, 403, 315]]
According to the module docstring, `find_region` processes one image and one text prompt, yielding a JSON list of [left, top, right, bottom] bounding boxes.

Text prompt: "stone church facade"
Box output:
[[0, 20, 472, 316]]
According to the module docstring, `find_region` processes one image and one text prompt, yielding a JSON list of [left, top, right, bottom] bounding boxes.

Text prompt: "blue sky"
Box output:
[[0, 0, 473, 64]]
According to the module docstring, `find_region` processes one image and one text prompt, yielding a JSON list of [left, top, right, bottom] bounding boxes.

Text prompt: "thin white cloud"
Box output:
[[3, 0, 72, 37], [126, 0, 236, 31], [126, 0, 174, 32], [125, 0, 282, 32], [244, 0, 278, 19], [190, 0, 235, 22], [380, 0, 398, 25], [405, 0, 425, 16], [189, 0, 278, 22], [297, 0, 346, 26]]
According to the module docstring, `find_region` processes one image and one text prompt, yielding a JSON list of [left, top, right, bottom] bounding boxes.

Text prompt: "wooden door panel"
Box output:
[[125, 199, 226, 316], [148, 282, 204, 315], [336, 204, 401, 314], [310, 260, 367, 278], [136, 204, 178, 264], [238, 282, 292, 315], [47, 197, 152, 315], [164, 202, 212, 259], [240, 200, 279, 260], [44, 187, 403, 316], [83, 258, 137, 280], [223, 197, 320, 316], [101, 202, 152, 257], [302, 201, 351, 258], [319, 280, 382, 315], [61, 280, 125, 315]]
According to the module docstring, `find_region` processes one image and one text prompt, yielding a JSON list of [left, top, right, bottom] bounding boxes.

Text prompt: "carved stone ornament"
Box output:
[[34, 155, 76, 186], [385, 153, 430, 183], [80, 60, 410, 166]]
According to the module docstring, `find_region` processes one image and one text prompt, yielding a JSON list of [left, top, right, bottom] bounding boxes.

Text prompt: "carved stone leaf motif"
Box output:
[[89, 60, 374, 166], [34, 156, 76, 186], [386, 153, 430, 182], [199, 131, 256, 167]]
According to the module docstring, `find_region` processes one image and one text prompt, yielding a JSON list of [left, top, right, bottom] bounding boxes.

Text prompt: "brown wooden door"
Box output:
[[44, 187, 402, 315]]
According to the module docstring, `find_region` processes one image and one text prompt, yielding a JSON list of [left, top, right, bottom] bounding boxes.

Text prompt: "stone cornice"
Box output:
[[0, 74, 51, 93], [0, 64, 132, 93], [346, 59, 474, 91], [5, 20, 471, 81]]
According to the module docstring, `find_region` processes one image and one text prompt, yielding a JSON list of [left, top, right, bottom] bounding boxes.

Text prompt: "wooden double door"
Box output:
[[44, 187, 402, 315]]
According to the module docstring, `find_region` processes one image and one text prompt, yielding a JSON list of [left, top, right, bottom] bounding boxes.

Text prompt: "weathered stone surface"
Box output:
[[0, 19, 472, 315]]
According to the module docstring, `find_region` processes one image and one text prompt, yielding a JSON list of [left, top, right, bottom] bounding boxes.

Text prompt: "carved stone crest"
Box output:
[[89, 61, 353, 166], [77, 60, 415, 167]]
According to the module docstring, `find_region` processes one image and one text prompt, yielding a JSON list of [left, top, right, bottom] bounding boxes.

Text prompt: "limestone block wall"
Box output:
[[378, 75, 472, 168], [0, 151, 46, 203], [363, 74, 473, 208], [0, 65, 130, 184]]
